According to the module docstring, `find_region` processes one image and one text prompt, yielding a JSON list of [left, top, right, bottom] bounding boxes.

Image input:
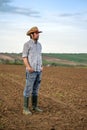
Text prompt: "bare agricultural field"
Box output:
[[0, 64, 87, 130]]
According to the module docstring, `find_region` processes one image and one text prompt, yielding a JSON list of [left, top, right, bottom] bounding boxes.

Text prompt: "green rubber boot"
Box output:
[[32, 96, 43, 112], [23, 96, 32, 115]]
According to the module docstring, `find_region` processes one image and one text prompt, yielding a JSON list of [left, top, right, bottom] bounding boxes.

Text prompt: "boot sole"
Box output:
[[23, 110, 32, 115]]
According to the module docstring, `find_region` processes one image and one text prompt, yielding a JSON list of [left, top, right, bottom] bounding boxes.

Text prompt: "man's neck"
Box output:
[[33, 39, 37, 43], [31, 39, 37, 44]]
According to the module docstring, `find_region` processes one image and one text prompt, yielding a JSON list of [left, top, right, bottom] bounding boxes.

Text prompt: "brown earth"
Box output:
[[0, 64, 87, 130], [0, 53, 22, 61], [0, 54, 14, 61]]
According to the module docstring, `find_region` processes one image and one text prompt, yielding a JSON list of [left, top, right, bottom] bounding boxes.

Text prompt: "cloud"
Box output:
[[52, 11, 87, 29], [0, 0, 11, 6], [59, 13, 81, 17], [0, 0, 40, 17], [58, 11, 87, 17]]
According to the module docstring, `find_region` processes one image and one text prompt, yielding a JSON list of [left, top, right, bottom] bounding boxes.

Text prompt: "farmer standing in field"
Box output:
[[22, 26, 43, 115]]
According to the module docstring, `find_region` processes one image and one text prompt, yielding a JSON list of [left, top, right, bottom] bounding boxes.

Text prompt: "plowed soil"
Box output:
[[0, 64, 87, 130]]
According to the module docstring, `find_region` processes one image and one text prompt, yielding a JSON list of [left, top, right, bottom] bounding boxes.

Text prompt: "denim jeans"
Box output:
[[23, 71, 42, 97]]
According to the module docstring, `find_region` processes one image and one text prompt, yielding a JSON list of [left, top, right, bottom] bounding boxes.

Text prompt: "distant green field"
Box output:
[[0, 53, 87, 66], [43, 53, 87, 63]]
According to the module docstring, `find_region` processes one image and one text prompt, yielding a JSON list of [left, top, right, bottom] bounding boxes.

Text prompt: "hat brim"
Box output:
[[27, 31, 42, 36]]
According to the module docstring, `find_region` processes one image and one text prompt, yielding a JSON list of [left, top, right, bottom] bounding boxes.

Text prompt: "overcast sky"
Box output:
[[0, 0, 87, 53]]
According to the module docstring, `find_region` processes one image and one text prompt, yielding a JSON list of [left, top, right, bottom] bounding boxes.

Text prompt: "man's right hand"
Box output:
[[28, 67, 34, 73], [23, 58, 34, 73]]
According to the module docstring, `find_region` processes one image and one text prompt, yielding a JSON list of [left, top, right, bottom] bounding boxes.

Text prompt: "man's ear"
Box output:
[[31, 33, 34, 38], [30, 33, 33, 39]]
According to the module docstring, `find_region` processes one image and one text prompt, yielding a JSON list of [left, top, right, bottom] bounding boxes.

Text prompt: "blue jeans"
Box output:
[[23, 71, 42, 97]]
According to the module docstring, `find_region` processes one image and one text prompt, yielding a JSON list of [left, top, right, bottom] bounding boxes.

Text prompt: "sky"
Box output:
[[0, 0, 87, 53]]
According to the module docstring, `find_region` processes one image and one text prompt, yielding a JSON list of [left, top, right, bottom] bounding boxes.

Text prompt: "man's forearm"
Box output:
[[23, 57, 31, 69], [23, 57, 34, 72]]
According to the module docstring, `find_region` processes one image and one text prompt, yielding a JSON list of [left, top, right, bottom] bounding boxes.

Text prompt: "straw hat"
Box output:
[[26, 26, 42, 36]]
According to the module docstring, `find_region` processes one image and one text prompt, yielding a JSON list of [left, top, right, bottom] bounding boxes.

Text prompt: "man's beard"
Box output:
[[35, 36, 39, 41]]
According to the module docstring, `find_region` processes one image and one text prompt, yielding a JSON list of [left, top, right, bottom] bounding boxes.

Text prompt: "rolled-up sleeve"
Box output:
[[22, 42, 29, 58]]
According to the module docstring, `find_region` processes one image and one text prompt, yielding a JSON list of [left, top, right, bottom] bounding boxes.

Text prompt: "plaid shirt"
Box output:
[[22, 39, 42, 72]]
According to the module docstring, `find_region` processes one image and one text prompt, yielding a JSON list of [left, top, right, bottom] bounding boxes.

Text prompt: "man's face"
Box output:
[[32, 32, 39, 41]]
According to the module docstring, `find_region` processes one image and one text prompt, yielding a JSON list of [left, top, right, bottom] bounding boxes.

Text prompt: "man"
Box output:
[[22, 26, 43, 115]]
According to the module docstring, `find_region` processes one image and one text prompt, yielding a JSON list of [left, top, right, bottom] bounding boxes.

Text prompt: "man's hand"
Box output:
[[28, 67, 34, 73], [41, 66, 43, 72]]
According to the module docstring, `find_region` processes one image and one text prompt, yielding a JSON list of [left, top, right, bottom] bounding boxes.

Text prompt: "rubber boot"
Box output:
[[23, 96, 32, 115], [32, 96, 43, 112]]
